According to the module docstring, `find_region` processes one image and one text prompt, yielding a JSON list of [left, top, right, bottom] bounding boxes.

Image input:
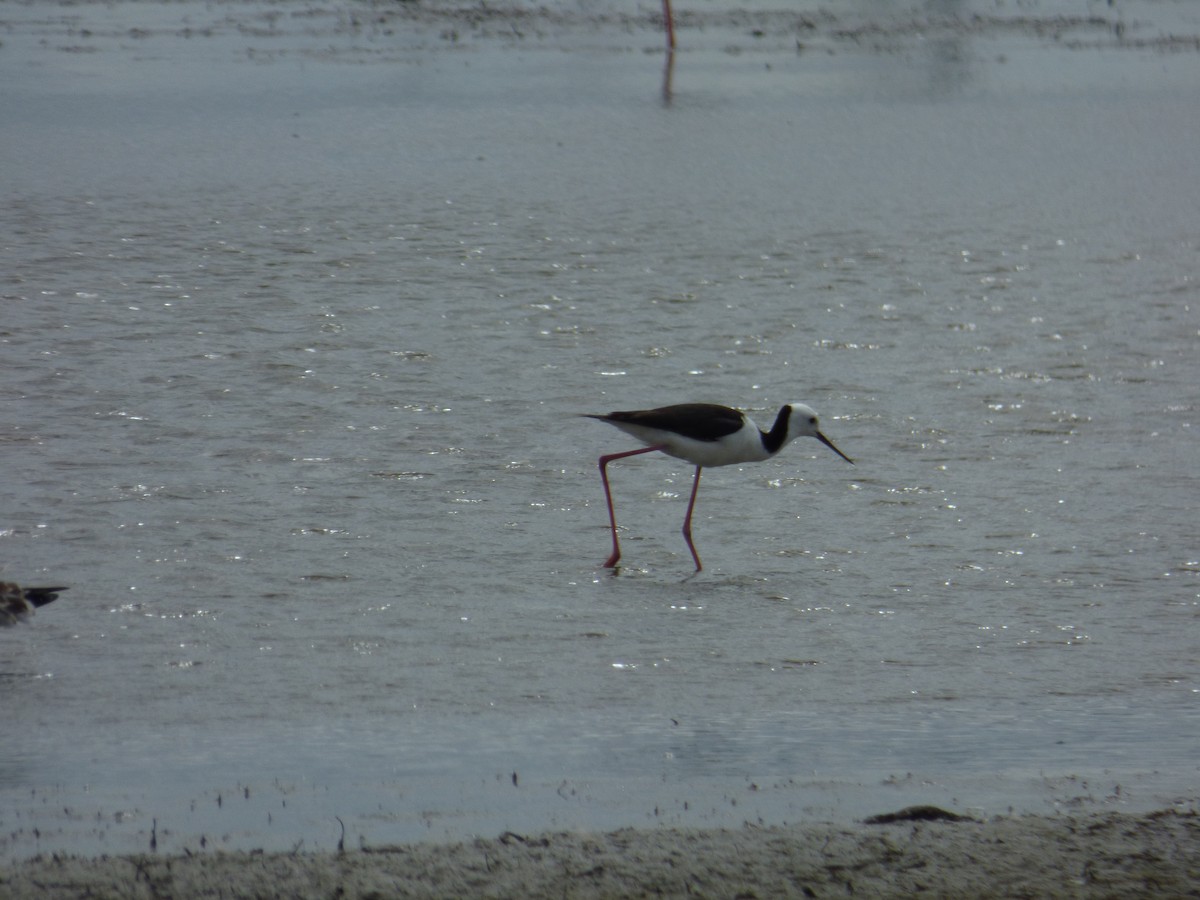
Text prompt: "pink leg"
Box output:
[[682, 465, 703, 571], [598, 445, 666, 568], [662, 0, 675, 50]]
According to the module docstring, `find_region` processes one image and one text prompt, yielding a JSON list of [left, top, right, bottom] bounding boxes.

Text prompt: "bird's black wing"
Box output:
[[23, 586, 68, 608], [597, 404, 746, 443]]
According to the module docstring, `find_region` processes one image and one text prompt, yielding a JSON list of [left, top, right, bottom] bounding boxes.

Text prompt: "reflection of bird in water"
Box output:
[[1, 582, 68, 626], [585, 403, 853, 571]]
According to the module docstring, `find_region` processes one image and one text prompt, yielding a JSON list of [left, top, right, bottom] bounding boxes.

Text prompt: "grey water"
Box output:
[[2, 0, 1198, 859]]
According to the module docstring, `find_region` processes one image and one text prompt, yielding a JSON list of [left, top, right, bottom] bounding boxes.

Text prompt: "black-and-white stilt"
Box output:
[[584, 403, 853, 571], [1, 582, 68, 626]]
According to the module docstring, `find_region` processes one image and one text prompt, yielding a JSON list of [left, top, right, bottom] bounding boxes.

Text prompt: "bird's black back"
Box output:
[[589, 404, 746, 443]]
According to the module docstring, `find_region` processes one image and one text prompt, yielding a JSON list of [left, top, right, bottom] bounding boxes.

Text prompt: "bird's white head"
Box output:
[[778, 403, 854, 463], [785, 403, 823, 439]]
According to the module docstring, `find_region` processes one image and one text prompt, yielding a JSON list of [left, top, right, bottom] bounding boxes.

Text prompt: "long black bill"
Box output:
[[817, 431, 854, 465]]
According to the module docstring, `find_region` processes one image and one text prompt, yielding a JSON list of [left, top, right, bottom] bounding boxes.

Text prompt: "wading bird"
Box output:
[[584, 403, 852, 571], [1, 582, 67, 626]]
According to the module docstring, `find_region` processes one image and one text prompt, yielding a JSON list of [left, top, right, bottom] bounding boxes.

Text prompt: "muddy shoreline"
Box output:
[[4, 809, 1198, 898]]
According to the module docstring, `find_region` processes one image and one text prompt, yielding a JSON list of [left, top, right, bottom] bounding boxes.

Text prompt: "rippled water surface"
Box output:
[[2, 0, 1198, 858]]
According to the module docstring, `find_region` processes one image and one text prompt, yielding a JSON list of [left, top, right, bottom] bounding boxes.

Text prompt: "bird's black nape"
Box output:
[[761, 404, 793, 455]]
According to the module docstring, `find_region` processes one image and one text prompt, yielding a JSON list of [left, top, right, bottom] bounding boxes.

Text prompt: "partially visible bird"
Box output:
[[1, 582, 68, 626], [584, 402, 853, 570]]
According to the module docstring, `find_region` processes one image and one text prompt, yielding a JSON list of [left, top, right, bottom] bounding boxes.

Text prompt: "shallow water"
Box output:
[[2, 0, 1198, 858]]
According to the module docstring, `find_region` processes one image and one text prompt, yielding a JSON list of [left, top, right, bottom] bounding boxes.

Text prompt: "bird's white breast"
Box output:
[[613, 418, 771, 467]]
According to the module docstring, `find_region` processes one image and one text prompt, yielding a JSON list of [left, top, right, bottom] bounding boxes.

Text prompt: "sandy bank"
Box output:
[[3, 809, 1197, 898]]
